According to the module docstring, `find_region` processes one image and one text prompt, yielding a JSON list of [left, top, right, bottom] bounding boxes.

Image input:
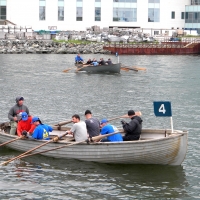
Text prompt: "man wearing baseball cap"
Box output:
[[29, 116, 53, 140], [17, 112, 35, 137], [8, 96, 30, 135], [100, 119, 123, 142], [121, 110, 143, 141]]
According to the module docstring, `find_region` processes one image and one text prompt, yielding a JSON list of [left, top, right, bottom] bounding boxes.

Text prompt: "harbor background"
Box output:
[[0, 54, 200, 199]]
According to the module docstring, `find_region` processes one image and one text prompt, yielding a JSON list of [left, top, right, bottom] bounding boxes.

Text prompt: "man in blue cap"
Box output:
[[26, 116, 53, 140], [8, 96, 30, 135], [100, 119, 123, 142], [17, 112, 35, 137]]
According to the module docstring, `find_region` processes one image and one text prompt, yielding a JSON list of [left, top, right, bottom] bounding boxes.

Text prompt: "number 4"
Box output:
[[159, 104, 166, 114]]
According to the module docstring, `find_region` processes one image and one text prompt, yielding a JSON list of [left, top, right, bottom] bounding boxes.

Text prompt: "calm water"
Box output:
[[0, 54, 200, 199]]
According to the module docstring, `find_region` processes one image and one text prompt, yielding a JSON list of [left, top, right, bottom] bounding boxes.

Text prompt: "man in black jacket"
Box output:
[[121, 110, 142, 141]]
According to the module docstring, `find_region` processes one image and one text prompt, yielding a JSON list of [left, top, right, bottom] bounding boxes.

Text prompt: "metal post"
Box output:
[[170, 117, 174, 133]]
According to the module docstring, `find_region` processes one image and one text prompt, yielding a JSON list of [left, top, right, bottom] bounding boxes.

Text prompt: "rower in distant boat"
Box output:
[[75, 54, 84, 64], [92, 59, 99, 66], [99, 58, 106, 65], [106, 58, 113, 65], [85, 59, 92, 65]]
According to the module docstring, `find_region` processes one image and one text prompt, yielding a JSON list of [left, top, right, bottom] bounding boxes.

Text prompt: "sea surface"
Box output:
[[0, 54, 200, 199]]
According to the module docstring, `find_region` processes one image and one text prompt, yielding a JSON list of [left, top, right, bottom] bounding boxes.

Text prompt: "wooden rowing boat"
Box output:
[[0, 126, 187, 165], [75, 63, 121, 73]]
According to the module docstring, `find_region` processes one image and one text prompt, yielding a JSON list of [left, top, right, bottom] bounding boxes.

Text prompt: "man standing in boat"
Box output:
[[75, 54, 84, 64], [8, 96, 30, 135], [66, 114, 88, 142], [84, 110, 100, 138], [121, 110, 142, 141]]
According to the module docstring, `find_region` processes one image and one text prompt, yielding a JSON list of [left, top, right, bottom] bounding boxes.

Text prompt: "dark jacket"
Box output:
[[122, 116, 142, 140], [99, 60, 106, 65]]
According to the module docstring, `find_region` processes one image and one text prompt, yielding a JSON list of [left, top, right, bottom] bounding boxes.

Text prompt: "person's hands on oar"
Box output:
[[0, 132, 68, 166]]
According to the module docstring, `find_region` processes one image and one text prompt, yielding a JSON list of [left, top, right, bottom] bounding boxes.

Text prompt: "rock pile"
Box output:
[[0, 40, 111, 54]]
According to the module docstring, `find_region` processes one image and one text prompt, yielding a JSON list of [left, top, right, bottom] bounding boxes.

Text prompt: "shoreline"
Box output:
[[0, 40, 111, 54]]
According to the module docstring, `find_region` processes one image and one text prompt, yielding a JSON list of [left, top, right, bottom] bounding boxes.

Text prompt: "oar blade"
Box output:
[[132, 66, 146, 71], [63, 69, 70, 73], [120, 67, 130, 71]]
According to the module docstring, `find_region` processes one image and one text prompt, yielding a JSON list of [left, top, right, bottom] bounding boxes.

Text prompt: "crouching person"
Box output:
[[100, 119, 123, 142], [22, 116, 53, 140], [17, 112, 35, 137]]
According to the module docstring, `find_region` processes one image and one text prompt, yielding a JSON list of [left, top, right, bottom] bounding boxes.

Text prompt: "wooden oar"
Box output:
[[76, 64, 90, 72], [131, 66, 146, 71], [0, 136, 24, 147], [0, 132, 68, 166], [16, 131, 121, 160], [121, 66, 138, 72], [53, 120, 72, 127], [108, 111, 142, 122], [63, 66, 76, 73], [120, 67, 130, 72], [121, 65, 146, 71]]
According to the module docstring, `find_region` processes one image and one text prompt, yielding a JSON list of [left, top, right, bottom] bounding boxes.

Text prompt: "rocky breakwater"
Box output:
[[0, 40, 111, 54]]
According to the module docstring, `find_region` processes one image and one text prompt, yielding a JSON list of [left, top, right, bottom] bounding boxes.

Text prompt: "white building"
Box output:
[[0, 0, 200, 34]]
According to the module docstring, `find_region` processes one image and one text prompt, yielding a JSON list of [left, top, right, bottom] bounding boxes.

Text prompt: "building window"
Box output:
[[154, 31, 159, 35], [148, 0, 160, 22], [171, 11, 175, 19], [76, 0, 82, 21], [95, 0, 101, 21], [0, 0, 6, 20], [113, 0, 137, 2], [185, 12, 200, 23], [191, 0, 200, 5], [113, 0, 137, 22], [181, 12, 185, 19], [39, 0, 46, 21], [58, 0, 64, 21]]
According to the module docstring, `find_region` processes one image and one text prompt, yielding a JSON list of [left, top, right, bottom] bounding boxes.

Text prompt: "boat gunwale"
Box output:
[[0, 129, 188, 145]]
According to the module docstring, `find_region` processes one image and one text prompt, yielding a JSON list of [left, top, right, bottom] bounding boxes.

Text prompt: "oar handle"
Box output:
[[108, 116, 124, 122], [107, 111, 142, 122], [91, 131, 122, 142], [54, 120, 72, 126]]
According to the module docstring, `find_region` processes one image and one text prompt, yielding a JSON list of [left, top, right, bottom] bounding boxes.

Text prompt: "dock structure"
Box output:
[[103, 39, 200, 55]]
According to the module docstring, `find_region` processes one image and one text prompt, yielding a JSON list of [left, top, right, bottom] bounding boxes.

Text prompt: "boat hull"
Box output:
[[0, 129, 188, 165], [76, 63, 121, 73]]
